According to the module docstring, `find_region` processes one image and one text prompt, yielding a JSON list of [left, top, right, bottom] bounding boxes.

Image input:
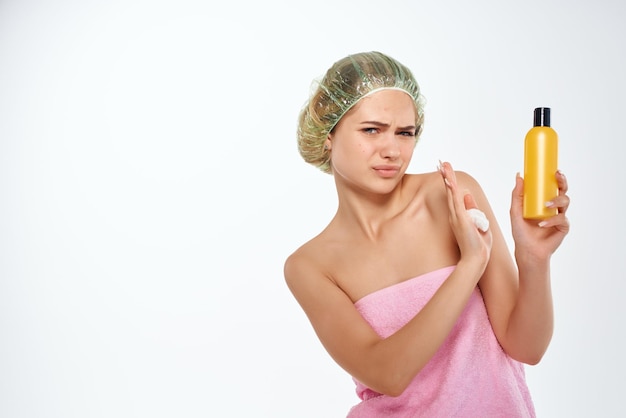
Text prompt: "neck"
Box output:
[[332, 176, 409, 241]]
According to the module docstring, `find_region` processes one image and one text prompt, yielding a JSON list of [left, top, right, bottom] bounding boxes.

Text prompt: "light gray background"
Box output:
[[1, 0, 624, 416]]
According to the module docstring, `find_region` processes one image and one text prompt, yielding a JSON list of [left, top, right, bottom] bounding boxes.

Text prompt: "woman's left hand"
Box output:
[[510, 171, 570, 262]]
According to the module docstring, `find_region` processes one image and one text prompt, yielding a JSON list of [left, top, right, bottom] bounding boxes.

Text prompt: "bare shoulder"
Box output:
[[403, 170, 447, 209], [402, 168, 485, 199], [284, 234, 331, 299], [453, 169, 492, 208], [454, 169, 484, 191], [403, 171, 445, 198], [284, 239, 319, 285], [404, 169, 479, 191], [404, 168, 490, 220]]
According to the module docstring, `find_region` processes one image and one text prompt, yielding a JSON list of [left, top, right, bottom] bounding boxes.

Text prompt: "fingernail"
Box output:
[[545, 201, 554, 207], [538, 221, 547, 227], [444, 178, 451, 187]]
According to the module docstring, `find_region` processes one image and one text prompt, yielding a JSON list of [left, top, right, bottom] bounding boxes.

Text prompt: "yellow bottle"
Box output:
[[523, 107, 558, 220]]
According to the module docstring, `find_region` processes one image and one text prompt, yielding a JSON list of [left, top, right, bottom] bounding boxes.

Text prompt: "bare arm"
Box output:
[[284, 253, 485, 397], [457, 170, 570, 364], [285, 164, 494, 396]]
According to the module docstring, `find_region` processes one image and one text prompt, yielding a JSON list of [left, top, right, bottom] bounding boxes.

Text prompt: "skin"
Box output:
[[284, 89, 570, 397]]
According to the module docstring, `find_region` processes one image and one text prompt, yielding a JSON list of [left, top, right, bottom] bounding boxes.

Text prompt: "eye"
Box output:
[[398, 130, 416, 137], [362, 127, 378, 134]]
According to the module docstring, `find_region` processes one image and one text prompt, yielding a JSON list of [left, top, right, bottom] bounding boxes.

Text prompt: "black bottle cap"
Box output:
[[533, 107, 551, 127]]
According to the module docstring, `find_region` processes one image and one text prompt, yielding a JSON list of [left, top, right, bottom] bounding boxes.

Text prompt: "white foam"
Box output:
[[467, 208, 489, 232]]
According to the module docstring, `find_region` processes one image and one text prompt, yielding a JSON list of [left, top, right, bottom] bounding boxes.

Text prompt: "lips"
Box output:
[[373, 165, 401, 178]]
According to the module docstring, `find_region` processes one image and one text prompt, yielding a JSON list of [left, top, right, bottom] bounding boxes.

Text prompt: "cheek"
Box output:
[[357, 140, 377, 154], [332, 142, 368, 170], [401, 141, 416, 155]]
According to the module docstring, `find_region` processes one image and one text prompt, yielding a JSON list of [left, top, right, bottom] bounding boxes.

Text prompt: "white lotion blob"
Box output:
[[467, 208, 489, 232]]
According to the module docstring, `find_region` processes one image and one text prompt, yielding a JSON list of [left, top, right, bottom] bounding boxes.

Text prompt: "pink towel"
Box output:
[[348, 266, 535, 417]]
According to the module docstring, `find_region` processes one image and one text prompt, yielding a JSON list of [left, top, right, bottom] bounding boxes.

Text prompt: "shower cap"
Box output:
[[297, 51, 426, 174]]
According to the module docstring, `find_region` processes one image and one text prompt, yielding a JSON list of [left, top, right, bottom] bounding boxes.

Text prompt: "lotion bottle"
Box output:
[[523, 107, 558, 219]]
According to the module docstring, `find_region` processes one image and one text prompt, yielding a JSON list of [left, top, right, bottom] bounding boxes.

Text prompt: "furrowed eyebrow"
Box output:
[[360, 121, 416, 131], [360, 121, 389, 127]]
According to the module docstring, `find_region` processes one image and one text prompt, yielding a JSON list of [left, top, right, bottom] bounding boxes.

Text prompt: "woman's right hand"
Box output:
[[438, 161, 493, 273]]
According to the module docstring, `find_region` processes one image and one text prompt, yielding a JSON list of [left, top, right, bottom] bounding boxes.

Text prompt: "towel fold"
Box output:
[[348, 266, 535, 418]]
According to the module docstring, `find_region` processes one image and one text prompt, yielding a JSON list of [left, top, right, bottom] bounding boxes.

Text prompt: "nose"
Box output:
[[380, 134, 401, 159]]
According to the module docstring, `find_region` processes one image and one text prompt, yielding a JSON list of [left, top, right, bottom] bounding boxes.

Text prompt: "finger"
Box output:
[[467, 208, 490, 232], [545, 171, 570, 214], [546, 194, 570, 214], [438, 160, 450, 188], [510, 173, 524, 219], [439, 161, 458, 223], [440, 161, 465, 215], [463, 193, 489, 231], [538, 213, 570, 233], [556, 170, 568, 194], [464, 193, 478, 210], [555, 170, 570, 214]]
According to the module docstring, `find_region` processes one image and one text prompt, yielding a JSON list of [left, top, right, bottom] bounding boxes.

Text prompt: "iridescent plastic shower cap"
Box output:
[[297, 51, 426, 174]]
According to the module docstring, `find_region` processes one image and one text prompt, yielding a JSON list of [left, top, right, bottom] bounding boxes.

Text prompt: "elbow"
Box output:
[[501, 333, 552, 366], [354, 345, 427, 397], [520, 351, 545, 366], [518, 356, 540, 366], [376, 382, 408, 398], [509, 346, 548, 366], [370, 371, 414, 398], [385, 384, 409, 398]]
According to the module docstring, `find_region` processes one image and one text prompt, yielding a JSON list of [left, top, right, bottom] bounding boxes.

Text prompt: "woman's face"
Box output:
[[328, 89, 418, 194]]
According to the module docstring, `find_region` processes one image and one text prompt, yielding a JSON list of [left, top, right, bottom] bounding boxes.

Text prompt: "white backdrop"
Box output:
[[1, 0, 624, 416]]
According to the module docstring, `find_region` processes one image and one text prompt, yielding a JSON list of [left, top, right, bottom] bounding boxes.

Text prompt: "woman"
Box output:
[[284, 51, 570, 417]]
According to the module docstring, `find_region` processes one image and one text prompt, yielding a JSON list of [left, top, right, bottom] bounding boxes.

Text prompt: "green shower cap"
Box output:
[[297, 51, 425, 174]]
